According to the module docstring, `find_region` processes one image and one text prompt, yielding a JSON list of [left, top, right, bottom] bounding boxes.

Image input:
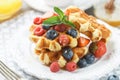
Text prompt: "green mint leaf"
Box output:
[[54, 7, 64, 20], [42, 7, 75, 28], [63, 20, 76, 28], [42, 16, 61, 26], [62, 15, 68, 21]]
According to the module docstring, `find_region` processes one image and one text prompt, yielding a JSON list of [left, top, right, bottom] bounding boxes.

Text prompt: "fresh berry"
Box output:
[[53, 24, 67, 32], [34, 26, 46, 36], [42, 25, 51, 30], [66, 62, 77, 72], [33, 17, 43, 25], [107, 75, 119, 80], [58, 34, 70, 46], [77, 58, 87, 68], [84, 53, 95, 64], [50, 62, 60, 72], [89, 42, 97, 53], [89, 40, 107, 58], [62, 47, 73, 61], [46, 30, 58, 40], [42, 11, 57, 20], [66, 29, 77, 38], [78, 37, 90, 47]]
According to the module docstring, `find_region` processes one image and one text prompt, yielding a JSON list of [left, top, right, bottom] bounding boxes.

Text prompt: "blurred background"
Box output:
[[0, 0, 120, 27]]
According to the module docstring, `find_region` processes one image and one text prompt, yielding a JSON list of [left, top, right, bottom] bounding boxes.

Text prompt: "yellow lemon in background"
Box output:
[[0, 0, 22, 21]]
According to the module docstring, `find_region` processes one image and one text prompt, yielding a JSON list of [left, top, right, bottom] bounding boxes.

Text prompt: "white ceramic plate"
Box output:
[[24, 0, 95, 12], [7, 20, 120, 80]]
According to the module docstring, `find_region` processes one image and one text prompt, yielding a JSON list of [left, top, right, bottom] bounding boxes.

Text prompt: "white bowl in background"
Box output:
[[44, 0, 73, 8], [24, 0, 96, 12]]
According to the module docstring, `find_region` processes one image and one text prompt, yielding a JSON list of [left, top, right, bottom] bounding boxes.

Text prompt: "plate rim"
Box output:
[[6, 19, 120, 80]]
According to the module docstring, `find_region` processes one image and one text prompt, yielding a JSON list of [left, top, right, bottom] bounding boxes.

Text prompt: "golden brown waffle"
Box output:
[[66, 6, 111, 42], [29, 6, 111, 70], [34, 47, 88, 67], [30, 35, 78, 52], [30, 24, 79, 52]]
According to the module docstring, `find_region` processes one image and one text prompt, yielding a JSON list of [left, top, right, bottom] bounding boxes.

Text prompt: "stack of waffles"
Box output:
[[29, 6, 111, 69]]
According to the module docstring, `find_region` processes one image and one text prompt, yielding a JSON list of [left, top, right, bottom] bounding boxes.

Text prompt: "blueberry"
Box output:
[[66, 29, 77, 38], [84, 53, 95, 64], [107, 75, 119, 80], [42, 25, 51, 30], [62, 47, 73, 61], [46, 30, 58, 40], [77, 58, 87, 68]]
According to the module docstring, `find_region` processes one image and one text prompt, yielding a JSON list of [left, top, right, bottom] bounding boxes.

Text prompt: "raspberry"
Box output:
[[34, 26, 46, 36], [58, 34, 70, 46], [66, 62, 77, 72], [54, 24, 67, 32], [50, 62, 60, 72], [33, 17, 43, 25]]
